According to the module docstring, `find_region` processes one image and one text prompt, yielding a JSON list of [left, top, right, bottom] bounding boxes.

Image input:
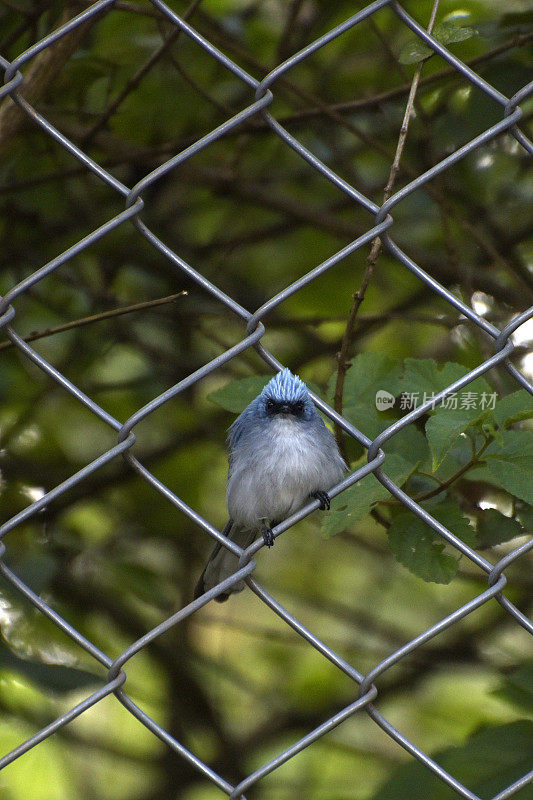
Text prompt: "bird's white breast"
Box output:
[[227, 415, 343, 528]]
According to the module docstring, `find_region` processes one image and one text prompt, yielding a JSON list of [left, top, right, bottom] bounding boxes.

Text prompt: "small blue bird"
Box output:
[[195, 369, 346, 601]]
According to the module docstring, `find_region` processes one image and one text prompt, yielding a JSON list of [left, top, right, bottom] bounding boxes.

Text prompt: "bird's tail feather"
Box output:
[[194, 522, 257, 602]]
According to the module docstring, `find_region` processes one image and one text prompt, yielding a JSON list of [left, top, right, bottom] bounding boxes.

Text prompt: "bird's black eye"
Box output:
[[293, 401, 305, 415], [265, 399, 276, 414]]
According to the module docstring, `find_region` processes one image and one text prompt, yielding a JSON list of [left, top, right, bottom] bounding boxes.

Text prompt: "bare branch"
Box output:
[[333, 0, 441, 456], [0, 292, 187, 352]]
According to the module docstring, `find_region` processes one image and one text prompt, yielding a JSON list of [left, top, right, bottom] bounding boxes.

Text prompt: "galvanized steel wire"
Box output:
[[1, 1, 532, 798]]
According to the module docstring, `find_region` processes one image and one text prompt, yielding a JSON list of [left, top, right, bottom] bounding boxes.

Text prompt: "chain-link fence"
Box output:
[[0, 1, 532, 798]]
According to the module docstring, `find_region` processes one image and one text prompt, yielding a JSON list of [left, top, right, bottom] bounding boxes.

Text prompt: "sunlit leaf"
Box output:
[[399, 23, 477, 65]]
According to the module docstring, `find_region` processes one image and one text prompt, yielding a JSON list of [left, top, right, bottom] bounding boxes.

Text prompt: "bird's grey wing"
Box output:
[[194, 521, 257, 603]]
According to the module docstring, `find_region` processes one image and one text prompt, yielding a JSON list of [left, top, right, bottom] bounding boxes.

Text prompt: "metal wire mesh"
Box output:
[[0, 1, 532, 798]]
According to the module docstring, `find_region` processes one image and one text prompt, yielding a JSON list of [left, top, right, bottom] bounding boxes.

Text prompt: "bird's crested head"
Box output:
[[227, 368, 323, 450], [257, 368, 315, 421]]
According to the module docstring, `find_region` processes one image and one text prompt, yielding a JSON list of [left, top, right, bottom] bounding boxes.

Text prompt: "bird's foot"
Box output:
[[312, 490, 331, 511], [261, 522, 275, 548]]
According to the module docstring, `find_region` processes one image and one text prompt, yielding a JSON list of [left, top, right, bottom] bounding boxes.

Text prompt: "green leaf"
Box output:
[[331, 352, 403, 439], [389, 515, 458, 584], [476, 508, 524, 548], [398, 358, 464, 398], [384, 425, 430, 470], [399, 23, 477, 65], [397, 358, 493, 411], [434, 22, 478, 45], [207, 375, 272, 413], [494, 389, 533, 428], [388, 500, 476, 584], [342, 352, 403, 400], [372, 721, 533, 800], [431, 500, 477, 550], [434, 435, 477, 483], [483, 430, 533, 504], [425, 410, 475, 471], [493, 660, 533, 713], [425, 398, 496, 471], [399, 39, 435, 66], [322, 454, 414, 537]]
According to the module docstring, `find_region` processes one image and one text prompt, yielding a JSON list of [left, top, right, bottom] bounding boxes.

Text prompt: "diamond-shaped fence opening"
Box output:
[[0, 1, 532, 799]]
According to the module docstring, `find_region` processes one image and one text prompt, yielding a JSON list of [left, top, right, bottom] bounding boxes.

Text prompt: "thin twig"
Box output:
[[415, 452, 484, 503], [1, 32, 529, 197], [0, 292, 187, 352], [0, 0, 51, 52], [50, 5, 533, 121], [333, 0, 441, 457], [381, 437, 491, 506], [272, 31, 533, 125], [276, 0, 306, 62]]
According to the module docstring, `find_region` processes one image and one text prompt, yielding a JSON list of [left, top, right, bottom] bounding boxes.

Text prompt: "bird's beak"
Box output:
[[278, 403, 293, 414]]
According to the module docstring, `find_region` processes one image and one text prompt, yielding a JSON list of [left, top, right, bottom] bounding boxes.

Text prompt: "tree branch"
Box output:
[[333, 1, 441, 457], [0, 3, 108, 158], [0, 292, 187, 352]]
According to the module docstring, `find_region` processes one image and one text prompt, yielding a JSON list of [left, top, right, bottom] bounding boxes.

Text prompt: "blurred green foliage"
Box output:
[[0, 0, 532, 798]]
